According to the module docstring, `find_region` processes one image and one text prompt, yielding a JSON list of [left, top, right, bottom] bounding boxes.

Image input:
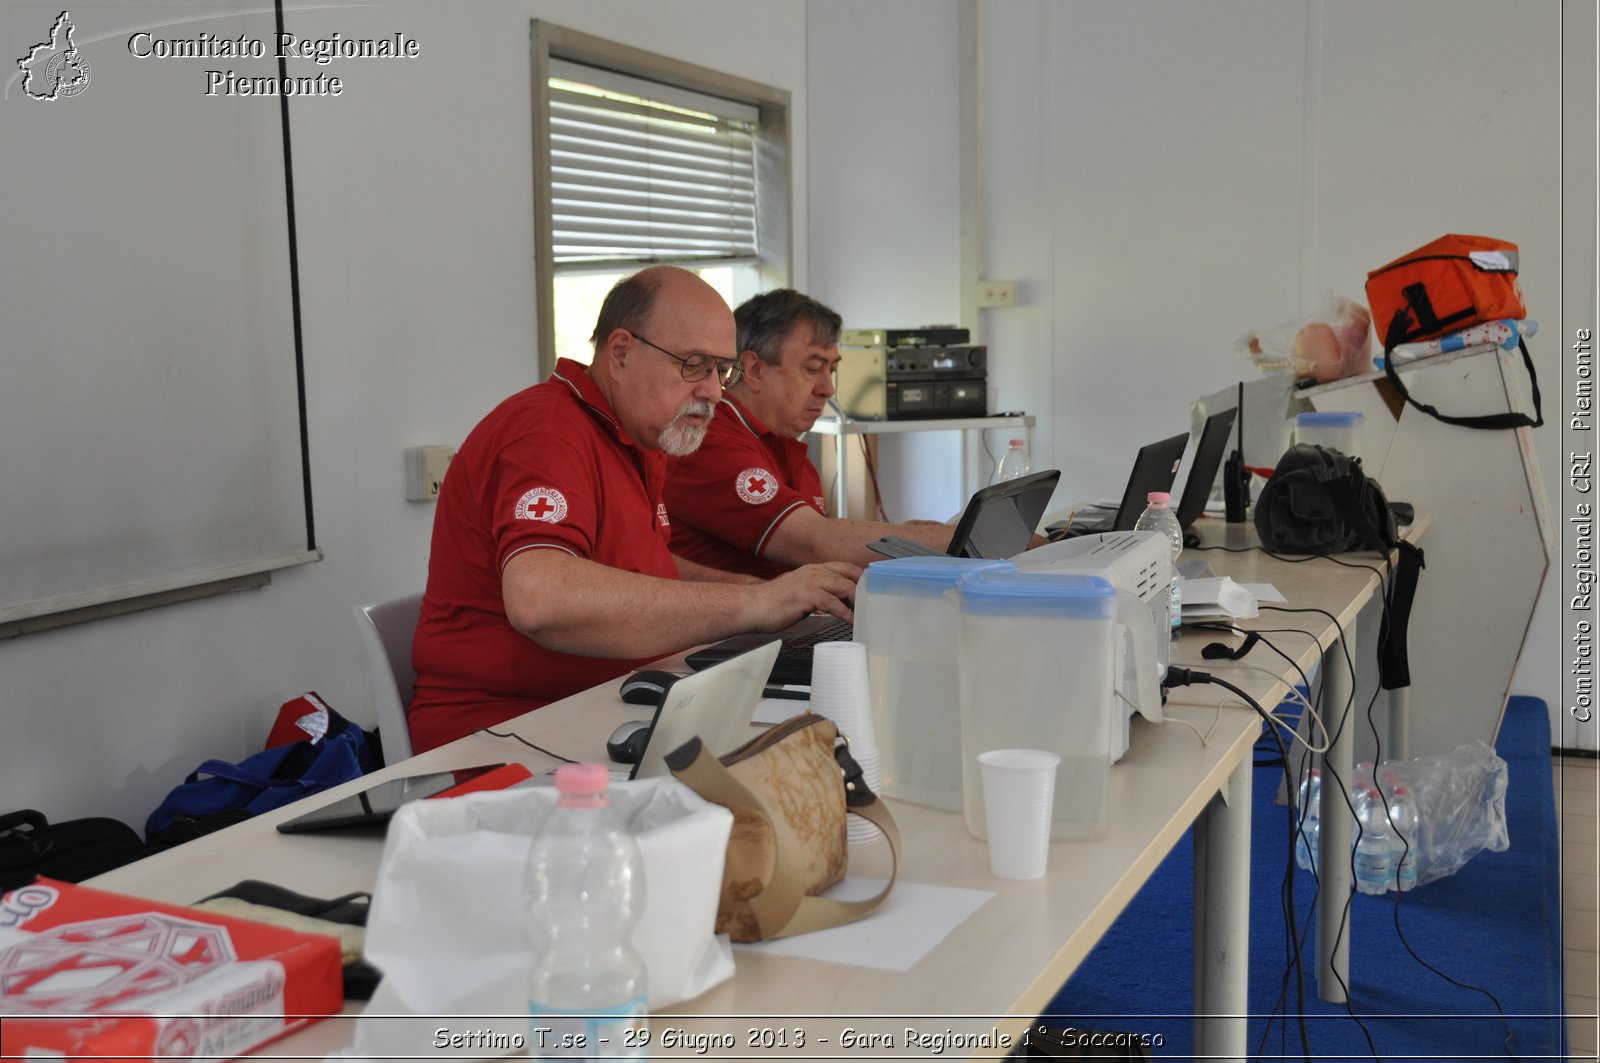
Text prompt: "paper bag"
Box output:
[[339, 777, 734, 1060]]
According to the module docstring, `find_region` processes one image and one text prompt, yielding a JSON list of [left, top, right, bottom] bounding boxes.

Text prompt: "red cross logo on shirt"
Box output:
[[735, 467, 780, 504], [515, 486, 568, 523]]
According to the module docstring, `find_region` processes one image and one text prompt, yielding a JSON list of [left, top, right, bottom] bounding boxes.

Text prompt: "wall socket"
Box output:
[[977, 280, 1017, 309], [405, 445, 455, 502]]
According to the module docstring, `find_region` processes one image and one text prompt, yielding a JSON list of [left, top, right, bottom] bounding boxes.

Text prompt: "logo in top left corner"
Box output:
[[17, 11, 92, 101]]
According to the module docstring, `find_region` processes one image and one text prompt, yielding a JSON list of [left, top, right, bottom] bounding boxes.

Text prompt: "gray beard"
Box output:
[[658, 399, 715, 456], [659, 420, 708, 456]]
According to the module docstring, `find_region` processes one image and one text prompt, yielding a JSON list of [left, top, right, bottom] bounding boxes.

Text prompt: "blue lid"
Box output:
[[863, 556, 1013, 597], [956, 569, 1116, 619], [1296, 411, 1364, 427]]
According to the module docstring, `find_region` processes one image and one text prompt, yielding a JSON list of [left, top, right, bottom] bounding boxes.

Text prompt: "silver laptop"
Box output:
[[631, 640, 780, 779]]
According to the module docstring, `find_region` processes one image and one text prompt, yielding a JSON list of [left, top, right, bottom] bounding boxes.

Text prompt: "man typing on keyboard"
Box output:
[[663, 289, 957, 577], [408, 268, 858, 753]]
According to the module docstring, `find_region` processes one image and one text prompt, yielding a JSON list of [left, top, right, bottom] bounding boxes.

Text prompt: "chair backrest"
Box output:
[[354, 592, 423, 765]]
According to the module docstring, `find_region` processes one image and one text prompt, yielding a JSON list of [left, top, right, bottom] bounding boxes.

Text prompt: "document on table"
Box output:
[[735, 877, 994, 971], [1180, 576, 1283, 620]]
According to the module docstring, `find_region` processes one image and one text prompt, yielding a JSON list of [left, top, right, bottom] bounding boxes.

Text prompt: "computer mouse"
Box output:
[[618, 669, 679, 706], [605, 719, 653, 765]]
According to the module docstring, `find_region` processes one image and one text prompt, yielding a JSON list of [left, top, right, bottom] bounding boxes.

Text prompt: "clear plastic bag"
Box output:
[[1370, 742, 1510, 888], [1238, 290, 1374, 383]]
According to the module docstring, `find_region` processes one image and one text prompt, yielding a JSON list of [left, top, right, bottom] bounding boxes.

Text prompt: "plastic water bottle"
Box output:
[[1294, 767, 1321, 874], [1133, 491, 1184, 633], [526, 763, 648, 1059], [1353, 788, 1396, 895], [992, 438, 1031, 484], [1387, 784, 1421, 891]]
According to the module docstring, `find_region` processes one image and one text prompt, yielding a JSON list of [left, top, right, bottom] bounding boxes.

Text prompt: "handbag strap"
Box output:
[[1380, 334, 1543, 430], [667, 736, 902, 941]]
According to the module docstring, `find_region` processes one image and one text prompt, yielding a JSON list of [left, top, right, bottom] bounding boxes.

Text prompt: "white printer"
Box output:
[[1013, 530, 1172, 762]]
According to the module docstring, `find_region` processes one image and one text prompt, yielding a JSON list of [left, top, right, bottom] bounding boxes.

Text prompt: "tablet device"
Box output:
[[275, 763, 514, 834]]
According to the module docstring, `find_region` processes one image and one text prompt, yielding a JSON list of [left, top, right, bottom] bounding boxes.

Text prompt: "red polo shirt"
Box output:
[[665, 394, 825, 578], [408, 360, 678, 752]]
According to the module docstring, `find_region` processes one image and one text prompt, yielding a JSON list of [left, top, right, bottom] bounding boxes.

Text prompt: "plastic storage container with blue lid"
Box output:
[[855, 557, 1015, 812], [956, 567, 1118, 841], [954, 569, 1116, 618], [1295, 410, 1364, 460], [861, 555, 1013, 597]]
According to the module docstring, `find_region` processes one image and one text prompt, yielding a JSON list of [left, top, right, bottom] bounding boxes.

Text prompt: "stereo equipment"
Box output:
[[835, 343, 988, 420]]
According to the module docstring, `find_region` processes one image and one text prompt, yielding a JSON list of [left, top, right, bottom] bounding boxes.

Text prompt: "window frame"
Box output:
[[530, 21, 792, 378]]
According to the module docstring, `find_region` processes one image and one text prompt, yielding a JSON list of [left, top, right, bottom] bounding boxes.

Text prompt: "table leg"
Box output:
[[833, 432, 849, 518], [1193, 755, 1251, 1061], [1386, 685, 1410, 761], [1316, 615, 1355, 1003]]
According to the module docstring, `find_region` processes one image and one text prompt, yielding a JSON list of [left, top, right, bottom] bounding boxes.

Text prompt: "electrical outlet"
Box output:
[[405, 445, 454, 502], [977, 280, 1017, 309]]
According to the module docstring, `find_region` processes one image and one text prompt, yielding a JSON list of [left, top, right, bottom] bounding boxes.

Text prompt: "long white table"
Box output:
[[81, 518, 1418, 1060]]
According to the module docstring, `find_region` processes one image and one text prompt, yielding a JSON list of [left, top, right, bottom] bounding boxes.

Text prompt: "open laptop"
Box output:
[[630, 640, 779, 779], [1175, 407, 1237, 530], [865, 468, 1060, 559], [1052, 432, 1189, 536], [685, 470, 1060, 684]]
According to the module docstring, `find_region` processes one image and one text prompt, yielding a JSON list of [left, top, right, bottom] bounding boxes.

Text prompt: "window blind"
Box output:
[[548, 59, 760, 267]]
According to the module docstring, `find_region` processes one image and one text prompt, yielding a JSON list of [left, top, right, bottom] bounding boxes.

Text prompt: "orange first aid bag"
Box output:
[[1365, 234, 1526, 350], [1364, 234, 1541, 431]]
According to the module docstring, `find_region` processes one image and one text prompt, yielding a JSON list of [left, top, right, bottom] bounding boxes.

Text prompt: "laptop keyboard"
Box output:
[[776, 617, 853, 660]]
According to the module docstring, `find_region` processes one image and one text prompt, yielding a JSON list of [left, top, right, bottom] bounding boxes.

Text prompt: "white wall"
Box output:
[[0, 0, 810, 827], [806, 0, 1580, 740]]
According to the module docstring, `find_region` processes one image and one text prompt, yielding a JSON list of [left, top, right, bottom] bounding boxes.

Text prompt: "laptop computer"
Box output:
[[631, 640, 779, 780], [1053, 431, 1189, 535], [685, 470, 1061, 684], [1174, 407, 1237, 530], [865, 468, 1061, 559]]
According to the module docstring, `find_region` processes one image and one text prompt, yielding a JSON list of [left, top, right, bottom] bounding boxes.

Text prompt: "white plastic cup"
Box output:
[[977, 749, 1061, 879], [811, 642, 878, 757]]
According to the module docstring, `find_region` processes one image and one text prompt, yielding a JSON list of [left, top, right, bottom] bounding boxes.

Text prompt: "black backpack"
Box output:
[[1253, 443, 1424, 690], [1253, 443, 1397, 554]]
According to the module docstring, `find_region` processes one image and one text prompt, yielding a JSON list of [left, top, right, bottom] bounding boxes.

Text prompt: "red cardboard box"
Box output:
[[1, 878, 343, 1061]]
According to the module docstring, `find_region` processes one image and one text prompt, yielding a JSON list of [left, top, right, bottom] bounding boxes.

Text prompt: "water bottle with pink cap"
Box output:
[[1133, 491, 1184, 633], [526, 763, 648, 1058]]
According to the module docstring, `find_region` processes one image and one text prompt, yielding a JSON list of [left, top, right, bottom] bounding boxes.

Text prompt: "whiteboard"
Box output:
[[0, 1, 315, 629]]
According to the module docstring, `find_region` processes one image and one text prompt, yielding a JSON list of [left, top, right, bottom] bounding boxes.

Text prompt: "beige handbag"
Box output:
[[664, 712, 900, 943]]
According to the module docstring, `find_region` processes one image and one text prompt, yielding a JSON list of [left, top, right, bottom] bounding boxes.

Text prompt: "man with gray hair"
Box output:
[[665, 288, 956, 577], [409, 268, 858, 753]]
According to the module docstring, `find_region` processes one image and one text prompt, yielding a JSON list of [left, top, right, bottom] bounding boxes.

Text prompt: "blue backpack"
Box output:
[[144, 719, 376, 842]]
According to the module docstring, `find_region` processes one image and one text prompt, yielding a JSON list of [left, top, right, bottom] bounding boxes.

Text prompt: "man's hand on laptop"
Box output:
[[754, 561, 860, 628]]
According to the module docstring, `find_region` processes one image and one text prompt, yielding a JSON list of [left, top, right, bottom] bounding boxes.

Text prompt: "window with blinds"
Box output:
[[548, 59, 761, 269], [530, 24, 790, 374]]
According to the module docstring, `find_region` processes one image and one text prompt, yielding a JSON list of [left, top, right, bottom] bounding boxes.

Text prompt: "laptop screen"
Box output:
[[1109, 432, 1189, 530], [950, 468, 1061, 558], [1175, 408, 1237, 529]]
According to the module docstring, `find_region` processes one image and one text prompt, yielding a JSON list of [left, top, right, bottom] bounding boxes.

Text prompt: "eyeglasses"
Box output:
[[629, 331, 741, 387]]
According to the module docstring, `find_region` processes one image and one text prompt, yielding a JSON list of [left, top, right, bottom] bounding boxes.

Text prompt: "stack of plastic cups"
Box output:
[[810, 641, 882, 845]]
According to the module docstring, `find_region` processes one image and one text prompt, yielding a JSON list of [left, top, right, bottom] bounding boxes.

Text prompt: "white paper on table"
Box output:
[[1181, 576, 1260, 620], [753, 692, 810, 725], [1238, 582, 1286, 604], [735, 877, 993, 971]]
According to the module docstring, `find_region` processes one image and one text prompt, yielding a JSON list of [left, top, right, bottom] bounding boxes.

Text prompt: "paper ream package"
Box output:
[[1, 878, 343, 1062]]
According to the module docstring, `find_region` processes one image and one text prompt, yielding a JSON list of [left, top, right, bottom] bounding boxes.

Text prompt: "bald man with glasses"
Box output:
[[408, 267, 858, 753]]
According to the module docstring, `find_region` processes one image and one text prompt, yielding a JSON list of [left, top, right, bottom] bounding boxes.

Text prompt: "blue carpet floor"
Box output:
[[1043, 695, 1564, 1060]]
